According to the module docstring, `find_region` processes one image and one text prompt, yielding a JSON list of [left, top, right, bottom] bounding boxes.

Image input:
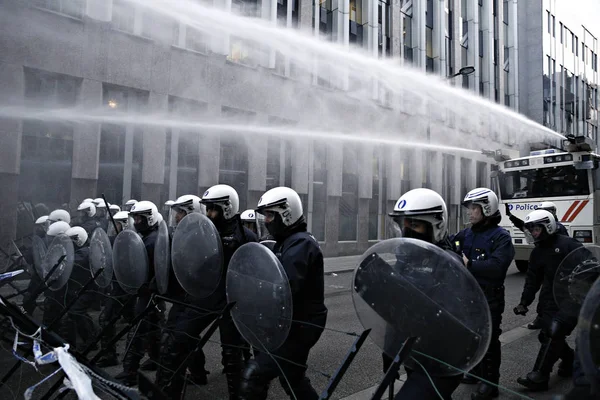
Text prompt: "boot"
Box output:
[[223, 348, 244, 400], [557, 345, 574, 378], [117, 325, 144, 387], [461, 374, 479, 384], [516, 371, 549, 391], [470, 383, 499, 400], [527, 316, 543, 330]]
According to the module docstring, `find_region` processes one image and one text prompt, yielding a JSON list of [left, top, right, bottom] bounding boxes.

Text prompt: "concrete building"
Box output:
[[0, 0, 519, 256], [518, 0, 599, 148]]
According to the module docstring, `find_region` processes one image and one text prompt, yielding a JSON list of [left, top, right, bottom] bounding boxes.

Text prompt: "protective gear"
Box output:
[[241, 209, 259, 234], [523, 210, 557, 244], [48, 209, 71, 224], [124, 199, 138, 212], [77, 202, 96, 218], [35, 215, 49, 225], [108, 204, 121, 216], [129, 201, 160, 233], [462, 188, 499, 217], [539, 201, 557, 215], [388, 188, 448, 243], [514, 304, 528, 316], [47, 221, 71, 237], [83, 198, 93, 203], [108, 211, 129, 237], [65, 226, 88, 248], [256, 186, 303, 227], [201, 184, 240, 220], [241, 209, 256, 222], [93, 197, 104, 206], [34, 216, 49, 237], [169, 194, 203, 228]]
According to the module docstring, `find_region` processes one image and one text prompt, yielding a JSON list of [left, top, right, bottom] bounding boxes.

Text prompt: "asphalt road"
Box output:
[[0, 264, 578, 399]]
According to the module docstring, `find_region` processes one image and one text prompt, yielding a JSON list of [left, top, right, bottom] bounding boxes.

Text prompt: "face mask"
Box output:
[[265, 214, 287, 240], [134, 218, 150, 234], [402, 226, 433, 243]]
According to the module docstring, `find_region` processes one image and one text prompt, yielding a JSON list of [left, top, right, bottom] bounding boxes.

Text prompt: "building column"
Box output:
[[434, 0, 447, 76], [0, 63, 23, 249], [467, 0, 480, 92], [430, 151, 443, 193], [299, 0, 313, 31], [141, 93, 168, 205], [198, 104, 221, 195], [325, 144, 343, 255], [509, 0, 519, 110], [481, 0, 494, 99], [412, 0, 426, 69], [247, 116, 268, 210], [357, 145, 373, 246], [390, 0, 402, 58], [71, 79, 102, 208]]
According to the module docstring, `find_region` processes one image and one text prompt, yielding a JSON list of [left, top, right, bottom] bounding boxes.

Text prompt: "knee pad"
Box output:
[[240, 361, 269, 400]]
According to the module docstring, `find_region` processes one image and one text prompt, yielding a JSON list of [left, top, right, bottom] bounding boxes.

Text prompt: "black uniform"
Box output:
[[452, 212, 514, 399], [119, 225, 165, 383], [76, 217, 101, 236], [239, 223, 328, 400], [154, 216, 257, 400], [517, 234, 582, 387]]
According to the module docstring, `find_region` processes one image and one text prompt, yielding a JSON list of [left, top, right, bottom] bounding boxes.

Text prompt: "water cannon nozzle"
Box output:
[[563, 134, 595, 153], [481, 149, 510, 162]]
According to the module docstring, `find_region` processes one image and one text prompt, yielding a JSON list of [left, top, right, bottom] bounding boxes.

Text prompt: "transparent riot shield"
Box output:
[[171, 213, 223, 299], [112, 229, 149, 294], [89, 228, 114, 288], [577, 275, 600, 390], [259, 240, 276, 252], [352, 238, 491, 377], [226, 242, 292, 352], [154, 220, 171, 295], [41, 234, 75, 291], [554, 245, 600, 318], [32, 235, 47, 280]]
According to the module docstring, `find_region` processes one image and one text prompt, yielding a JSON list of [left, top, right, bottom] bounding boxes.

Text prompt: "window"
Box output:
[[426, 0, 433, 28], [21, 68, 80, 210], [404, 16, 413, 61], [339, 145, 358, 241], [552, 15, 555, 37], [266, 138, 281, 190], [547, 11, 551, 34], [502, 0, 508, 24], [112, 0, 136, 34], [173, 24, 207, 53], [369, 150, 382, 241], [32, 0, 84, 18], [499, 166, 590, 199], [476, 161, 486, 187], [560, 22, 563, 43]]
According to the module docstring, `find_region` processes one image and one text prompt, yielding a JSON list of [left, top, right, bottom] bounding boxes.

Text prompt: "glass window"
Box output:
[[339, 145, 358, 241], [266, 138, 281, 190], [112, 0, 136, 34], [502, 0, 508, 24], [369, 150, 381, 241], [476, 161, 486, 187], [547, 11, 551, 34], [552, 15, 555, 37], [32, 0, 85, 18], [499, 166, 590, 199], [560, 22, 563, 43], [426, 0, 433, 28]]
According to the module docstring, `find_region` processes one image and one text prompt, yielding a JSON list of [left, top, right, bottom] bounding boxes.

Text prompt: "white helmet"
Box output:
[[129, 201, 160, 231], [201, 184, 240, 220], [165, 200, 174, 207], [77, 202, 96, 218], [35, 216, 49, 225], [109, 204, 121, 213], [65, 226, 88, 247], [524, 209, 557, 243], [389, 188, 448, 243], [48, 209, 71, 224], [108, 211, 130, 236], [256, 187, 304, 227], [124, 199, 138, 212], [83, 198, 93, 203], [241, 209, 257, 222], [462, 188, 499, 217], [47, 221, 71, 237], [93, 197, 104, 206], [170, 195, 203, 227], [539, 201, 557, 216]]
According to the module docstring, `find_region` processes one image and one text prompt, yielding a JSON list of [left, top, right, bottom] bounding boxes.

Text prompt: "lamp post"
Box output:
[[448, 65, 476, 79]]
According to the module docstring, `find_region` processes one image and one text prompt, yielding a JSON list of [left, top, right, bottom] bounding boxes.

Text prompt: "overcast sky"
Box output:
[[556, 0, 600, 38]]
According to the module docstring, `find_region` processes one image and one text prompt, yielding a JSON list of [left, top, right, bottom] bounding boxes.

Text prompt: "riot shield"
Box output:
[[352, 238, 491, 377], [554, 245, 600, 318], [260, 240, 276, 252], [577, 276, 600, 388], [112, 229, 149, 294], [171, 213, 223, 298], [154, 220, 171, 295], [89, 228, 114, 288], [226, 242, 292, 352], [41, 234, 75, 291], [32, 235, 47, 279]]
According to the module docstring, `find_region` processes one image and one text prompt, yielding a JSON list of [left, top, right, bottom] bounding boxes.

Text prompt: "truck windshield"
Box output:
[[499, 165, 590, 199]]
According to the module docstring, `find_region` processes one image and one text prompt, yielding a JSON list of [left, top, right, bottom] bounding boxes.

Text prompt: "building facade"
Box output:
[[0, 0, 519, 256], [518, 0, 599, 148]]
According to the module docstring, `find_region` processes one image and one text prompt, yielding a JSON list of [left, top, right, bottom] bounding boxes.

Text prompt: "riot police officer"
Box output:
[[115, 201, 165, 386], [75, 202, 101, 236], [453, 188, 515, 400], [384, 188, 463, 400], [514, 209, 582, 391], [239, 186, 327, 400], [155, 185, 256, 399]]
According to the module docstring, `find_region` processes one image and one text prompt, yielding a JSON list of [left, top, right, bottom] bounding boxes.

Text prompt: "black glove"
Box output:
[[513, 304, 528, 315], [505, 203, 512, 216]]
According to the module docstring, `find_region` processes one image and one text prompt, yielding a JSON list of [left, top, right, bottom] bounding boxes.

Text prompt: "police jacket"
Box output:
[[520, 234, 583, 315], [509, 214, 569, 236], [141, 225, 159, 281], [452, 212, 515, 286], [273, 222, 327, 324], [76, 217, 101, 237]]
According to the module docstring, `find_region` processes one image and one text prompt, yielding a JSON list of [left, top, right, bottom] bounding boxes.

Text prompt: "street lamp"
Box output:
[[448, 66, 476, 79]]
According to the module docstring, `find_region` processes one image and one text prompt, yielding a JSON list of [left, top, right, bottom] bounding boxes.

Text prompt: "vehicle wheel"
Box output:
[[516, 260, 528, 273]]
